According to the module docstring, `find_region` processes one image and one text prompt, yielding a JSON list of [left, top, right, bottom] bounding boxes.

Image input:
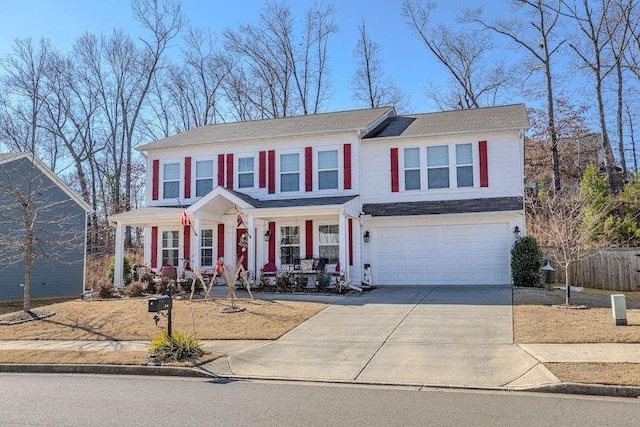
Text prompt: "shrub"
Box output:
[[149, 331, 204, 362], [123, 281, 145, 297], [108, 257, 133, 285], [511, 236, 544, 287], [93, 280, 116, 298]]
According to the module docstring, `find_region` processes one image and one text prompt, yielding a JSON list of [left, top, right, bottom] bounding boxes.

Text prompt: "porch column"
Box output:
[[114, 222, 125, 287], [193, 217, 202, 271], [247, 215, 255, 277], [338, 210, 348, 277]]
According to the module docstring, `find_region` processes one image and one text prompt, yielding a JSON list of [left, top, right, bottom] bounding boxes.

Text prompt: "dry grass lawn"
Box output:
[[514, 287, 640, 343], [0, 298, 76, 316], [546, 363, 640, 386], [0, 297, 327, 341]]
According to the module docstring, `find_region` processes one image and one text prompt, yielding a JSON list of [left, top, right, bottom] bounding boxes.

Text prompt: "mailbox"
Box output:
[[148, 296, 172, 312]]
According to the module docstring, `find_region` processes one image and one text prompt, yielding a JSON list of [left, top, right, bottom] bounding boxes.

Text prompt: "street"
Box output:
[[1, 374, 639, 426]]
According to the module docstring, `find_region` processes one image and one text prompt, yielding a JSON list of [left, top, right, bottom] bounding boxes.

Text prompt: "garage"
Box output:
[[371, 222, 512, 285]]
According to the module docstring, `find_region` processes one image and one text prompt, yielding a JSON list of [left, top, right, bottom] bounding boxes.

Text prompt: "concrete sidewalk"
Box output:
[[2, 286, 639, 391]]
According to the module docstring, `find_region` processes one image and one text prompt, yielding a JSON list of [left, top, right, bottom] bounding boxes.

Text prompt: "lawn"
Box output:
[[513, 287, 640, 343], [546, 363, 640, 387], [0, 297, 328, 341]]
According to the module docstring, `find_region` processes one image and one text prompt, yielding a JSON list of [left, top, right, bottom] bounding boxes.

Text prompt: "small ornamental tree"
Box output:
[[511, 236, 544, 287]]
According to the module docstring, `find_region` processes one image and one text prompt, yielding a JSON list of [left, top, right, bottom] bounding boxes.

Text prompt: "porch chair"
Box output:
[[260, 262, 278, 288]]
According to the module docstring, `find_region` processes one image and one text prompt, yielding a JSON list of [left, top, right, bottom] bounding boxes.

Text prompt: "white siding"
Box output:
[[145, 132, 360, 206], [360, 130, 523, 204]]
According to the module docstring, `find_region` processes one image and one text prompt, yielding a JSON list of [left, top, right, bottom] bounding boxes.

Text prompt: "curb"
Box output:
[[0, 364, 215, 379], [2, 364, 639, 398], [525, 382, 640, 398]]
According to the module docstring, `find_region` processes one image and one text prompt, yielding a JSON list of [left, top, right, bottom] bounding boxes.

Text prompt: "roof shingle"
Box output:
[[364, 104, 529, 139], [137, 107, 394, 151]]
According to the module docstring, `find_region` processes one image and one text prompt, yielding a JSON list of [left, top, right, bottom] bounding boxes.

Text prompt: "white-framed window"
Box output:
[[161, 230, 179, 266], [280, 226, 300, 264], [280, 153, 300, 192], [318, 150, 338, 190], [163, 163, 180, 199], [427, 145, 449, 189], [238, 156, 254, 188], [403, 147, 421, 190], [200, 229, 213, 267], [318, 224, 339, 264], [195, 160, 213, 197], [456, 143, 474, 188]]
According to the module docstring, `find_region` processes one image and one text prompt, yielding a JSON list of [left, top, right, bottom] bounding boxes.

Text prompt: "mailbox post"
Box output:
[[148, 285, 174, 337]]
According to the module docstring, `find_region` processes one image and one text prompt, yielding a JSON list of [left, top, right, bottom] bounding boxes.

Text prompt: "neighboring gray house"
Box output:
[[0, 153, 91, 301]]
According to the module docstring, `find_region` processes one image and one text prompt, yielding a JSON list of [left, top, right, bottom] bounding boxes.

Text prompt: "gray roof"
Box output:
[[229, 190, 358, 209], [364, 104, 529, 139], [137, 107, 394, 151], [362, 197, 523, 217]]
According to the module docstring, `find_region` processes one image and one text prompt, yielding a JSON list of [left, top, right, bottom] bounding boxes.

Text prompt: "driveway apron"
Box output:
[[206, 286, 548, 388]]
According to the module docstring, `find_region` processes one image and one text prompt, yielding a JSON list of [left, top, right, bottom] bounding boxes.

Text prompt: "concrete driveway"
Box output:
[[204, 286, 558, 388]]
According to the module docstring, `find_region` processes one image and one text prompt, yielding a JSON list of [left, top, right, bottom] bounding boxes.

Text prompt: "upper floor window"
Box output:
[[195, 160, 213, 197], [280, 153, 300, 192], [456, 143, 474, 188], [238, 157, 254, 188], [404, 147, 421, 191], [318, 150, 338, 190], [427, 145, 449, 189], [163, 163, 180, 199], [280, 226, 300, 264]]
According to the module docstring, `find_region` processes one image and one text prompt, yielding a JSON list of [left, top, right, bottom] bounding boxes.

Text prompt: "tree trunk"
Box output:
[[595, 66, 616, 193], [565, 264, 571, 306], [545, 56, 561, 192], [23, 232, 33, 313], [616, 61, 627, 179]]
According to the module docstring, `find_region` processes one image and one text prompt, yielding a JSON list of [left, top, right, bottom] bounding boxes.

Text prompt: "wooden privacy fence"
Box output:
[[542, 247, 640, 291]]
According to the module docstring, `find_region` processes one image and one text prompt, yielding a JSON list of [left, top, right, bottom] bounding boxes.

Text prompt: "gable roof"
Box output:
[[0, 152, 92, 213], [364, 104, 529, 140], [136, 107, 395, 151]]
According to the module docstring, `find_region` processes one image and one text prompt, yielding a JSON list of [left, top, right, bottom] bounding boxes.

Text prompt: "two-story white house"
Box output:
[[110, 104, 528, 287]]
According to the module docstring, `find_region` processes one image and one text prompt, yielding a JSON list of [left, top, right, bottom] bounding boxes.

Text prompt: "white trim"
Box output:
[[187, 185, 254, 214], [0, 152, 92, 212]]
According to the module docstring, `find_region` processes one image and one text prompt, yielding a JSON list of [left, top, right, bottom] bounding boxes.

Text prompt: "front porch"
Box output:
[[109, 187, 363, 287]]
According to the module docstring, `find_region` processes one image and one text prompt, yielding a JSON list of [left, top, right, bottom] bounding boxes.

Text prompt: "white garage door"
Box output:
[[373, 223, 511, 285]]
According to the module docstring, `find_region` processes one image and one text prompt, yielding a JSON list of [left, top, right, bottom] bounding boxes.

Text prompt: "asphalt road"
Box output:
[[1, 374, 639, 426]]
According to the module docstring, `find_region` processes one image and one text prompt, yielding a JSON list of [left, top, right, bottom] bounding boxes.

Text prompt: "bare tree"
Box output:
[[402, 0, 515, 110], [0, 38, 54, 166], [0, 154, 86, 313], [350, 20, 410, 112], [464, 0, 565, 192], [561, 0, 618, 192], [526, 184, 610, 305], [223, 1, 336, 118], [605, 0, 635, 180]]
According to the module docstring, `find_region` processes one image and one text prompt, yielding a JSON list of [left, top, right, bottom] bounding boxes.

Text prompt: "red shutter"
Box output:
[[152, 160, 159, 200], [268, 150, 276, 194], [217, 154, 225, 187], [479, 140, 489, 188], [390, 148, 399, 192], [184, 157, 191, 198], [183, 225, 191, 261], [305, 147, 313, 192], [348, 219, 353, 266], [217, 223, 225, 258], [226, 153, 234, 190], [344, 144, 352, 190], [151, 226, 158, 268], [268, 221, 276, 263], [259, 151, 266, 188], [305, 220, 313, 258]]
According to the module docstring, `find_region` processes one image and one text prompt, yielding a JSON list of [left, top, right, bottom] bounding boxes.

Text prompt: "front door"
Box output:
[[236, 228, 249, 270]]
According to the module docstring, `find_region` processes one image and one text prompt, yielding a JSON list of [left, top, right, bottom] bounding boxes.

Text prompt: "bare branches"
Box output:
[[402, 0, 515, 110], [349, 20, 410, 112]]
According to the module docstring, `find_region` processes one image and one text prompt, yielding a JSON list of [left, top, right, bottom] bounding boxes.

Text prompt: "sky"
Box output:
[[0, 0, 511, 113]]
